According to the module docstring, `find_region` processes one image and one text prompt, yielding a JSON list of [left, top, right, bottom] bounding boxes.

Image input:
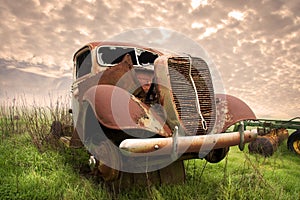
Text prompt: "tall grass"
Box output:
[[0, 94, 72, 151]]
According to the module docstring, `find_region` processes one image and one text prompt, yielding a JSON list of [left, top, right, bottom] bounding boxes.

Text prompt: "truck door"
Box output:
[[71, 47, 92, 126]]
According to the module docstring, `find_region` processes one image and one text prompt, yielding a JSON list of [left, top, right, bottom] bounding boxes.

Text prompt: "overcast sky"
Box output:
[[0, 0, 299, 119]]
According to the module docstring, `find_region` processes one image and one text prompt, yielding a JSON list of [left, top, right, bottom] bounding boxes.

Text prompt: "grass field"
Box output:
[[0, 100, 299, 199], [1, 132, 299, 199]]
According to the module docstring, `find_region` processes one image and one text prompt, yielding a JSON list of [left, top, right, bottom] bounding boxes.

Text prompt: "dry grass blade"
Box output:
[[0, 94, 72, 151]]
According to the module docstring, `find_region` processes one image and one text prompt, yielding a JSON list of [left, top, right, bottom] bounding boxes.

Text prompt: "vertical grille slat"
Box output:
[[168, 57, 216, 135]]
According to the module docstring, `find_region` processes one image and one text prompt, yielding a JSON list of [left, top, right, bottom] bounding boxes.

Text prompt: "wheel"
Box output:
[[287, 130, 300, 155], [84, 105, 111, 145], [205, 147, 229, 163], [93, 141, 121, 181], [50, 121, 63, 138]]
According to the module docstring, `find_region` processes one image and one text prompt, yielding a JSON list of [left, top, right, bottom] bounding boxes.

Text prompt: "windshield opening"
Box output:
[[97, 46, 137, 66], [97, 46, 158, 67]]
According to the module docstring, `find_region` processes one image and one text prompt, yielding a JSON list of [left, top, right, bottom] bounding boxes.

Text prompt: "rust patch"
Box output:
[[133, 97, 172, 137]]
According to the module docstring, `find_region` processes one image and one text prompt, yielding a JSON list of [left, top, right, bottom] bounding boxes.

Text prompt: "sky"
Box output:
[[0, 0, 299, 119]]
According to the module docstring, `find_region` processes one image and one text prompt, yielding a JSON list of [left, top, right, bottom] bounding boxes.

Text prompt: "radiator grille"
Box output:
[[168, 57, 216, 135]]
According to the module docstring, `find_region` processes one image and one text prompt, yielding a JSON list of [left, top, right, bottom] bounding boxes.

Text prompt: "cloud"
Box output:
[[187, 0, 300, 118], [0, 0, 299, 118], [228, 10, 245, 21]]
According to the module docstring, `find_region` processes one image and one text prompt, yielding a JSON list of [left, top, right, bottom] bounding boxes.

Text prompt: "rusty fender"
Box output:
[[216, 94, 256, 132], [83, 84, 172, 137], [119, 130, 257, 156]]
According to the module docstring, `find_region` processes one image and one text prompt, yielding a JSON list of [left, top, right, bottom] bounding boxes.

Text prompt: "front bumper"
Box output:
[[119, 130, 257, 156]]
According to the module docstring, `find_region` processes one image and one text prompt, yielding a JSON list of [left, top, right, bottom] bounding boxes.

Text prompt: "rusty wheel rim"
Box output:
[[292, 140, 300, 155]]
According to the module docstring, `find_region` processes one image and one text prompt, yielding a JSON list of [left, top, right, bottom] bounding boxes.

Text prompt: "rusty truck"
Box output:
[[52, 41, 260, 185]]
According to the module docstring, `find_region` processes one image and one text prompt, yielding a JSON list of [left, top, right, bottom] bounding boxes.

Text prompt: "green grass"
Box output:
[[0, 132, 299, 200], [0, 133, 110, 200]]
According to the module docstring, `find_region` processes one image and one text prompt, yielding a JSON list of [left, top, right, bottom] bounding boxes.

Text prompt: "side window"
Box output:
[[76, 50, 92, 78]]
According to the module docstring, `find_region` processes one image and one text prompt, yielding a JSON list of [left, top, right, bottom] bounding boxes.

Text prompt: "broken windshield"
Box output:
[[97, 46, 158, 67]]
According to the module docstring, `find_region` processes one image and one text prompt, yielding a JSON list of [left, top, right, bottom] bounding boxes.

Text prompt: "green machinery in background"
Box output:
[[236, 117, 300, 156]]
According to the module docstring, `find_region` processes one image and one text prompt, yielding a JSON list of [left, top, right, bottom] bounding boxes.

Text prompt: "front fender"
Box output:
[[216, 94, 256, 131], [83, 85, 172, 137]]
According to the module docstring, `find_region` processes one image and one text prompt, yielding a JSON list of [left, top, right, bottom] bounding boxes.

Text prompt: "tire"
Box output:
[[205, 147, 230, 163], [287, 130, 300, 155], [84, 105, 106, 145]]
